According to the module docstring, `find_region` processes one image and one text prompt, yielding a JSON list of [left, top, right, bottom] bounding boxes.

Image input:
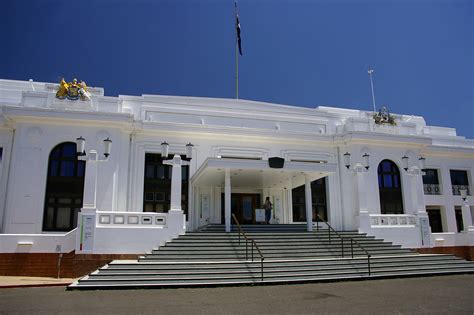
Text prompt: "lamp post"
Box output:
[[401, 155, 426, 174], [343, 152, 370, 172], [343, 151, 371, 232], [76, 136, 112, 210], [161, 141, 193, 212], [459, 189, 473, 232]]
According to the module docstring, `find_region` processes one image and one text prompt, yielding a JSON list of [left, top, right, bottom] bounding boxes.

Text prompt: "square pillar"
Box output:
[[462, 204, 473, 231], [305, 175, 313, 232], [225, 169, 231, 232]]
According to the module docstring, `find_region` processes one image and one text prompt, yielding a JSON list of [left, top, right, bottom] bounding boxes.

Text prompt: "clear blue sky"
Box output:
[[2, 0, 473, 138]]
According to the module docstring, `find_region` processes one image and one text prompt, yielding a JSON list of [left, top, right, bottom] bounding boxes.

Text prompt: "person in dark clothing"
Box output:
[[264, 197, 272, 224]]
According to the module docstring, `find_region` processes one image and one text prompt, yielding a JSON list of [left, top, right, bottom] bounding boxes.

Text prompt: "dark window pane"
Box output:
[[157, 165, 165, 179], [44, 207, 55, 230], [43, 142, 84, 232], [72, 208, 81, 228], [60, 161, 75, 176], [182, 166, 188, 180], [50, 161, 58, 176], [145, 165, 155, 179], [450, 170, 469, 186], [143, 153, 189, 216], [378, 160, 403, 214], [427, 209, 443, 233], [77, 161, 85, 177], [56, 207, 71, 229], [383, 175, 392, 188], [50, 148, 60, 158], [62, 144, 76, 157], [455, 208, 464, 232], [423, 169, 439, 185]]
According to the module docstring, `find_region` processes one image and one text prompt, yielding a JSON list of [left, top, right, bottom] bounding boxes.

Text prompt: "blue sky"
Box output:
[[2, 0, 473, 138]]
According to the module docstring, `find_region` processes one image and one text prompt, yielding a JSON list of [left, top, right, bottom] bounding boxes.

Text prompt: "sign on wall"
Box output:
[[255, 209, 266, 222], [79, 214, 95, 253], [420, 217, 431, 247]]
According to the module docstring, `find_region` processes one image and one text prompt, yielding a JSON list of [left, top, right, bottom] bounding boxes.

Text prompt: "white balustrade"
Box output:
[[370, 214, 417, 227], [96, 211, 167, 227]]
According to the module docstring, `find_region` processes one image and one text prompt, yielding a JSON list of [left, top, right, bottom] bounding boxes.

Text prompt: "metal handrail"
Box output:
[[231, 214, 265, 281], [315, 214, 372, 276]]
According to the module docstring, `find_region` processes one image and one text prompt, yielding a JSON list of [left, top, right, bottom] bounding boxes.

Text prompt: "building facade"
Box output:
[[0, 78, 473, 256]]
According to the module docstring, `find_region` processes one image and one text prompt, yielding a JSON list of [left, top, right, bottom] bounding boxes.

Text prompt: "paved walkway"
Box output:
[[0, 274, 473, 314], [0, 276, 77, 288]]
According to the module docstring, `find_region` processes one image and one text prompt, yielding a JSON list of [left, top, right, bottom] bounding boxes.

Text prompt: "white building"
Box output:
[[0, 78, 473, 257]]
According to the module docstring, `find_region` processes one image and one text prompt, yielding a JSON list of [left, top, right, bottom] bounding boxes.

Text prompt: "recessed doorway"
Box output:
[[221, 193, 261, 224]]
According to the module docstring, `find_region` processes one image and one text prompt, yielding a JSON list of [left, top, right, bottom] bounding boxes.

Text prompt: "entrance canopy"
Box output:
[[191, 158, 337, 189]]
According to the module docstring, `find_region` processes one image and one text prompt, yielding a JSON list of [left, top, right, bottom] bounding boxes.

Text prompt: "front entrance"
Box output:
[[221, 193, 261, 224]]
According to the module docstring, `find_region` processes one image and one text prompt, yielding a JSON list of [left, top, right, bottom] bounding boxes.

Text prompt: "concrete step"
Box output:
[[68, 225, 474, 290]]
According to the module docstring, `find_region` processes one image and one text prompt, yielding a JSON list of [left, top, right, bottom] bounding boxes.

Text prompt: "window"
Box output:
[[450, 170, 469, 186], [378, 160, 404, 214], [143, 153, 189, 215], [43, 142, 85, 231], [450, 170, 470, 195], [423, 169, 441, 195], [423, 169, 439, 185], [427, 208, 443, 233], [455, 207, 464, 232], [292, 178, 327, 222]]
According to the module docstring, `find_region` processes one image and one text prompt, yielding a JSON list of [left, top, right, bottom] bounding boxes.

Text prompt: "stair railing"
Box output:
[[231, 214, 265, 281], [315, 214, 371, 276]]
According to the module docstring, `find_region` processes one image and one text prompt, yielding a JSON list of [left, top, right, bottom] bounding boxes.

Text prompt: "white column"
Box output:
[[461, 203, 473, 231], [355, 169, 371, 233], [169, 155, 183, 212], [356, 171, 368, 213], [413, 171, 426, 214], [225, 169, 231, 232], [82, 150, 98, 210], [305, 175, 313, 232]]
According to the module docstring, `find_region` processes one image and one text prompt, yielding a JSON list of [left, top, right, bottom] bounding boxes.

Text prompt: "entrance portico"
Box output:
[[190, 158, 337, 232]]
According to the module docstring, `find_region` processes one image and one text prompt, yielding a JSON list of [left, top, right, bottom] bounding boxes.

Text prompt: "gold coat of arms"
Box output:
[[56, 78, 91, 101]]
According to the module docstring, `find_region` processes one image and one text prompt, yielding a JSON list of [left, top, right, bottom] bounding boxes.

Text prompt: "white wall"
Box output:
[[3, 122, 128, 234]]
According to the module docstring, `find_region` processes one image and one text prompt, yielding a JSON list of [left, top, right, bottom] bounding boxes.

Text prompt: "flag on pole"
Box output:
[[235, 1, 242, 55]]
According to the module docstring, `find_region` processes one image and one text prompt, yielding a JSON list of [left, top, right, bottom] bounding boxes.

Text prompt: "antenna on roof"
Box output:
[[368, 68, 376, 112]]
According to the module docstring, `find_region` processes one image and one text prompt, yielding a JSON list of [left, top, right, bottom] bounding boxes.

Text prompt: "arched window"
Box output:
[[43, 142, 85, 231], [378, 159, 403, 214]]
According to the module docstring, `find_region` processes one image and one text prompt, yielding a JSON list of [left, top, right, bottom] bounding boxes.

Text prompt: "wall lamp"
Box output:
[[402, 155, 426, 172], [76, 136, 112, 159], [343, 152, 370, 170], [161, 141, 194, 161]]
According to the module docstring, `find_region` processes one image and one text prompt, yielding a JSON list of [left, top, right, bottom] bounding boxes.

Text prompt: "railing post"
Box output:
[[252, 242, 254, 261], [368, 255, 371, 276], [341, 237, 344, 257], [261, 258, 264, 281], [351, 238, 354, 258], [246, 239, 248, 260], [328, 228, 331, 244]]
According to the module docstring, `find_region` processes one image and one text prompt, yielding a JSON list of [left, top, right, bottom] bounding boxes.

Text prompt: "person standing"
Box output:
[[264, 197, 272, 224]]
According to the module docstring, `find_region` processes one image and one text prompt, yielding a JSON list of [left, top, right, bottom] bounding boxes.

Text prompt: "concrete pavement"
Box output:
[[0, 274, 473, 314], [0, 276, 77, 288]]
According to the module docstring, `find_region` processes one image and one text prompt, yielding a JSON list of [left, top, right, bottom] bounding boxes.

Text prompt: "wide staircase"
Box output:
[[69, 224, 474, 289]]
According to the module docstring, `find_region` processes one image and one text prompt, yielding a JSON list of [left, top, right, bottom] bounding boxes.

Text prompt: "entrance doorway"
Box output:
[[221, 193, 261, 224]]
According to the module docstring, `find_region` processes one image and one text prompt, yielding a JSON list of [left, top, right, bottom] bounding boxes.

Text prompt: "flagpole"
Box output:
[[368, 68, 376, 112], [235, 2, 239, 99]]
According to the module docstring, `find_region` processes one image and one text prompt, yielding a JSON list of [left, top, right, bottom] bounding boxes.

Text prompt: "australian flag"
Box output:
[[235, 2, 242, 55]]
